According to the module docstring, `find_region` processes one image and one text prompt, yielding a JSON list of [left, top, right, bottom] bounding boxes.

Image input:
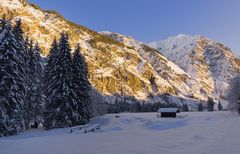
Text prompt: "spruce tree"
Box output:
[[44, 32, 75, 129], [198, 103, 204, 112], [218, 101, 223, 111], [207, 97, 215, 111], [12, 19, 28, 79], [182, 104, 189, 112], [24, 39, 37, 128], [31, 42, 44, 122], [72, 44, 91, 123], [0, 18, 26, 136], [13, 19, 35, 129], [43, 38, 58, 97], [13, 19, 24, 42], [43, 38, 59, 128]]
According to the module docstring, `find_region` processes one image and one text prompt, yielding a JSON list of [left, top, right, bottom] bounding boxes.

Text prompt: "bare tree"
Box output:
[[227, 74, 240, 112]]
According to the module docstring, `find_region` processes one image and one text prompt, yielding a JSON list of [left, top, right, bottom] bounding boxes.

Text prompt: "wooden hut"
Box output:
[[157, 108, 180, 118]]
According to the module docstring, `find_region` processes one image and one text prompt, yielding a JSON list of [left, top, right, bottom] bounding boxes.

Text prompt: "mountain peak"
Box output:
[[177, 34, 192, 38], [148, 34, 200, 52], [177, 34, 203, 38], [168, 34, 201, 41], [149, 34, 240, 100]]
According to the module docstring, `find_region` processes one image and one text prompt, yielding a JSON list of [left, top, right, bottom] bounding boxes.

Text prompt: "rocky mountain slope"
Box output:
[[101, 31, 217, 101], [1, 0, 238, 102], [149, 34, 240, 100], [0, 0, 174, 100]]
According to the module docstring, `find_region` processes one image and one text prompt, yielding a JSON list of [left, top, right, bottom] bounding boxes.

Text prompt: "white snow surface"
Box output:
[[1, 111, 240, 154], [157, 108, 180, 112]]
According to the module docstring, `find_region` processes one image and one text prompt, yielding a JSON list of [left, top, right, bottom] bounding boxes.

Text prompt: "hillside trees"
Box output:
[[0, 17, 94, 136], [0, 17, 47, 136]]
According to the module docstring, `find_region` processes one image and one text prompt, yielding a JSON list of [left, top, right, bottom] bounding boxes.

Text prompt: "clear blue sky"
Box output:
[[28, 0, 240, 55]]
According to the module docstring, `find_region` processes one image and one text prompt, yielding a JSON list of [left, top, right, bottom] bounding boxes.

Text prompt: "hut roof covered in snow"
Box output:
[[157, 108, 180, 113]]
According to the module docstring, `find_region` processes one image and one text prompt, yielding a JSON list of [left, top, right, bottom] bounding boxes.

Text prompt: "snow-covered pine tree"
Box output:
[[218, 101, 223, 111], [43, 38, 58, 97], [31, 42, 44, 122], [72, 44, 92, 122], [43, 38, 59, 129], [207, 97, 215, 112], [23, 39, 37, 128], [198, 103, 204, 112], [182, 103, 189, 112], [0, 17, 26, 136], [44, 32, 76, 129], [12, 19, 24, 46], [12, 18, 33, 129], [12, 19, 28, 84]]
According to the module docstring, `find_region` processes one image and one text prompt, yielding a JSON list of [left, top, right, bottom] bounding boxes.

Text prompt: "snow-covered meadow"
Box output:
[[0, 111, 240, 154]]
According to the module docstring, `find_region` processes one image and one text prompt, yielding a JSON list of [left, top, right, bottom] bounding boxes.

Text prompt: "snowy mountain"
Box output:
[[149, 34, 240, 100], [1, 0, 238, 103], [0, 0, 174, 100], [101, 31, 216, 101]]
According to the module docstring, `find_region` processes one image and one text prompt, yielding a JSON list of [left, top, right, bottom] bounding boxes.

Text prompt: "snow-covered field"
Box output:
[[0, 111, 240, 154]]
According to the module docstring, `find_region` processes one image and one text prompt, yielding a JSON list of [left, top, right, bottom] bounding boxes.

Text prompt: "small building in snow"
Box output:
[[157, 108, 180, 118]]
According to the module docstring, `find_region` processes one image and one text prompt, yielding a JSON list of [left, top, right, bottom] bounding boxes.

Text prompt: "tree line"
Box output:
[[106, 94, 224, 113], [0, 16, 92, 136]]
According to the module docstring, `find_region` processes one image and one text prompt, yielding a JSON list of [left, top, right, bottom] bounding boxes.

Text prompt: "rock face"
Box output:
[[149, 34, 240, 100], [1, 0, 238, 102], [100, 32, 214, 101], [0, 0, 174, 99]]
